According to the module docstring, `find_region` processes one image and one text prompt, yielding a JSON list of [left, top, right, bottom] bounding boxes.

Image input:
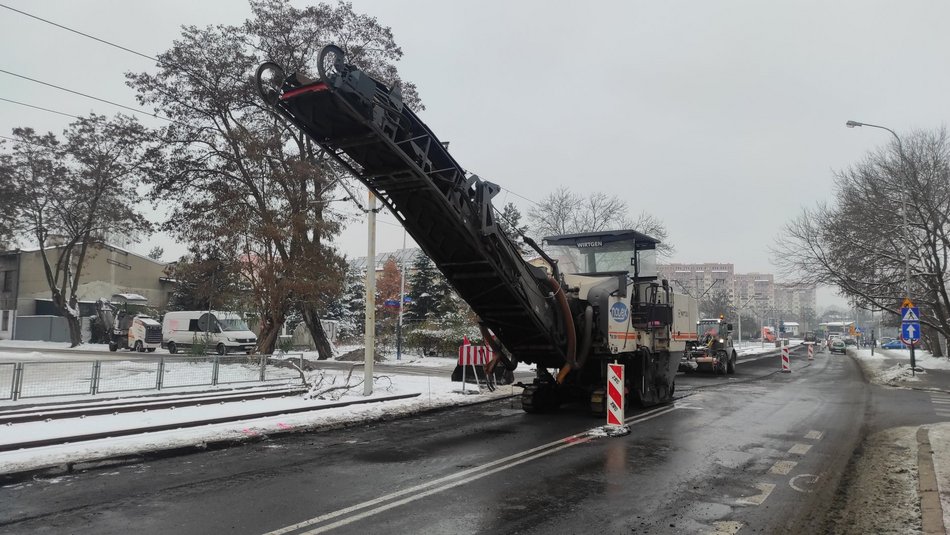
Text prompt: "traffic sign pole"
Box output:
[[901, 299, 919, 376]]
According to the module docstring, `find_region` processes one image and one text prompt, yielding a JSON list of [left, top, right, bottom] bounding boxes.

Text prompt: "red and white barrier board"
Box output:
[[607, 363, 625, 426], [807, 344, 814, 360], [458, 345, 493, 366], [781, 346, 791, 373]]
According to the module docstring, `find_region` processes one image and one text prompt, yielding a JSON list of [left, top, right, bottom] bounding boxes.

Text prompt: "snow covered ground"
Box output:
[[850, 347, 950, 387], [0, 365, 515, 476]]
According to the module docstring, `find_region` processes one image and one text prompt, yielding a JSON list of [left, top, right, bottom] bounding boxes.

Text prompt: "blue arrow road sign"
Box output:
[[901, 322, 921, 342]]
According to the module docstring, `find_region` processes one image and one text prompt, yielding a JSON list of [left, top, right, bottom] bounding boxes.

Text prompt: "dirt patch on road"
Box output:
[[822, 426, 921, 534]]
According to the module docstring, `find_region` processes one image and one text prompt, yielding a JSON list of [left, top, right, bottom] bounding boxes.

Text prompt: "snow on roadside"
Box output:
[[0, 369, 517, 476], [822, 426, 921, 534]]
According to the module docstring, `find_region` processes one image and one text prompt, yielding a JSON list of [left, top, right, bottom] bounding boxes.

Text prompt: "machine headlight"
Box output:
[[719, 339, 724, 344]]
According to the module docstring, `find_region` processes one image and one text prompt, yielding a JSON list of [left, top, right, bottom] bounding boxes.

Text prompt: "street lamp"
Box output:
[[846, 119, 916, 373]]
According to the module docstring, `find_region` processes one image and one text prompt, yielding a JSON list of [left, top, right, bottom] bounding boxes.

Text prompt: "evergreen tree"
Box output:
[[497, 202, 529, 255], [406, 253, 455, 323], [324, 268, 364, 341]]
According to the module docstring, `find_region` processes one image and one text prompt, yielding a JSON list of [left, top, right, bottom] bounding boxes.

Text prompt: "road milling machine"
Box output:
[[256, 46, 698, 413]]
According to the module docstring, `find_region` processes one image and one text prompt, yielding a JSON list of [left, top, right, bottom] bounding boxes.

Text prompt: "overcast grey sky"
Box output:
[[3, 1, 949, 310]]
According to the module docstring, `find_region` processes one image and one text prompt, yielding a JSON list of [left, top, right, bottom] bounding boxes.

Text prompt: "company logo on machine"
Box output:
[[610, 302, 628, 322], [577, 241, 603, 248]]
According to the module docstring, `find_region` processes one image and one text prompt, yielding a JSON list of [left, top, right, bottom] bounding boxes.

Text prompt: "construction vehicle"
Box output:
[[256, 46, 698, 413], [679, 317, 737, 375], [95, 294, 162, 352]]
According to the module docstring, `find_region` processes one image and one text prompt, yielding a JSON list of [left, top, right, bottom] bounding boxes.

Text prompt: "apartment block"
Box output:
[[658, 263, 735, 301]]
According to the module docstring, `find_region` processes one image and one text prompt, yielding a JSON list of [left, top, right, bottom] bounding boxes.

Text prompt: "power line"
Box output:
[[0, 96, 83, 120], [0, 3, 158, 63], [0, 68, 173, 122], [500, 187, 539, 206]]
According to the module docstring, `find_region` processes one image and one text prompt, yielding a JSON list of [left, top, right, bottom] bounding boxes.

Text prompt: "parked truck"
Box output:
[[680, 317, 737, 375], [257, 47, 699, 414], [95, 294, 162, 352]]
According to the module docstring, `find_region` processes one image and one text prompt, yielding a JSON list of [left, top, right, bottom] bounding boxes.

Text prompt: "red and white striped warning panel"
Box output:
[[807, 344, 814, 360], [607, 363, 625, 426], [781, 346, 791, 373], [458, 345, 493, 366]]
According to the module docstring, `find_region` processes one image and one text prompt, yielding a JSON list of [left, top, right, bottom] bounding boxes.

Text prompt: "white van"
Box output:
[[162, 311, 257, 355]]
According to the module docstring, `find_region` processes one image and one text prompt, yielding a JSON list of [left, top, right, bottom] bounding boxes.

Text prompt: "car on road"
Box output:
[[881, 339, 908, 350], [829, 339, 847, 354]]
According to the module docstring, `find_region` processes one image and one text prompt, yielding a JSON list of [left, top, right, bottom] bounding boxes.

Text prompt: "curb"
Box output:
[[918, 427, 946, 534]]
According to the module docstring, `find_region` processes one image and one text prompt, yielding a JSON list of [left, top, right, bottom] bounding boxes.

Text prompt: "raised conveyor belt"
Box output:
[[257, 47, 567, 367]]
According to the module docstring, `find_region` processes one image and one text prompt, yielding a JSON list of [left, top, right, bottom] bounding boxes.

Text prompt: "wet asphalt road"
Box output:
[[1, 345, 945, 534]]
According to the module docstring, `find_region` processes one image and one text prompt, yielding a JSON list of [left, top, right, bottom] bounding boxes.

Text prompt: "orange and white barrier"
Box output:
[[607, 363, 624, 426], [781, 346, 791, 373], [807, 344, 814, 361], [458, 343, 493, 393]]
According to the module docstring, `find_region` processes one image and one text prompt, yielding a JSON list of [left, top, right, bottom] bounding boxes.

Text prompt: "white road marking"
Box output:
[[804, 430, 823, 440], [710, 520, 744, 534], [263, 404, 679, 535], [789, 473, 820, 493], [788, 443, 812, 455], [769, 460, 797, 475], [736, 482, 776, 506]]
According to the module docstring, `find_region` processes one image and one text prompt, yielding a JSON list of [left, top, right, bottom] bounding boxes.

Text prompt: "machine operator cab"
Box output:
[[543, 230, 675, 355]]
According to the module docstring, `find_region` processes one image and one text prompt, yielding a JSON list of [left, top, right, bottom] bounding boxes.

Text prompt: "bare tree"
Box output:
[[0, 116, 158, 346], [776, 128, 950, 345], [527, 186, 674, 255]]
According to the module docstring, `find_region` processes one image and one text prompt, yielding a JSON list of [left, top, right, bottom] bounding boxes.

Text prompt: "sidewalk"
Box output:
[[848, 347, 950, 532]]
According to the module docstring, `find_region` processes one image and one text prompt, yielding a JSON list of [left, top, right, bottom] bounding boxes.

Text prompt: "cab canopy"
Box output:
[[543, 229, 659, 279]]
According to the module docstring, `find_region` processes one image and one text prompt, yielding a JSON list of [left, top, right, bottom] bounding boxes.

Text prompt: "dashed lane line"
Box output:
[[769, 460, 798, 475], [710, 520, 744, 534], [736, 482, 776, 506], [788, 443, 813, 455], [804, 430, 824, 440]]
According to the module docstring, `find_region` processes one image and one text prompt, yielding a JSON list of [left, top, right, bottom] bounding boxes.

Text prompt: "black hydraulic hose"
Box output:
[[576, 305, 593, 369], [548, 275, 576, 370]]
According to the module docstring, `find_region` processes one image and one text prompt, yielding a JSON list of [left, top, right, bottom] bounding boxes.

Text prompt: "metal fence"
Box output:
[[1, 354, 306, 401]]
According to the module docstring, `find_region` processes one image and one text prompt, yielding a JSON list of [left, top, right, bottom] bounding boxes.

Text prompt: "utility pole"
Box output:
[[396, 230, 407, 361], [364, 191, 376, 396]]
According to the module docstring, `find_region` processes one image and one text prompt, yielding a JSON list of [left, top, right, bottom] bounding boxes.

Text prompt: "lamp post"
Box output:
[[846, 120, 916, 373]]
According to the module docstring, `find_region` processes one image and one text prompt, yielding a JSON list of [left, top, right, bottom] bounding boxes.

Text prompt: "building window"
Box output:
[[1, 271, 11, 293], [1, 311, 8, 331]]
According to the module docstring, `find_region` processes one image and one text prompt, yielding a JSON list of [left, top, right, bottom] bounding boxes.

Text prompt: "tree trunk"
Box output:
[[303, 305, 334, 360], [257, 311, 284, 355], [65, 314, 82, 348], [51, 291, 82, 347]]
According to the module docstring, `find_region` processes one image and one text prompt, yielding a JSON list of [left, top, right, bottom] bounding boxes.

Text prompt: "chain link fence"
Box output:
[[1, 354, 305, 401]]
